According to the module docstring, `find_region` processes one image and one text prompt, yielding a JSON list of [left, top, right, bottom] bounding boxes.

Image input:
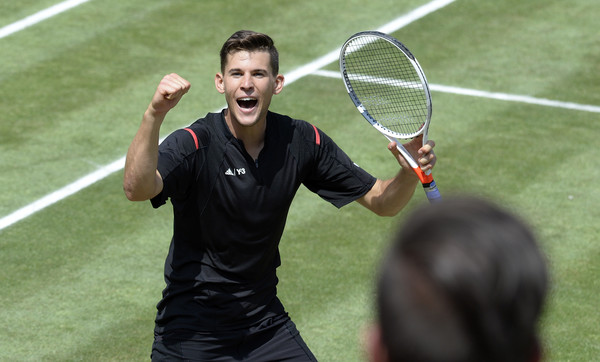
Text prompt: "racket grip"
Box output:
[[422, 180, 442, 203]]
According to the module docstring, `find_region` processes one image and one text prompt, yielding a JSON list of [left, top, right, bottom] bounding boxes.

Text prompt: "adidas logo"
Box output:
[[225, 168, 246, 176]]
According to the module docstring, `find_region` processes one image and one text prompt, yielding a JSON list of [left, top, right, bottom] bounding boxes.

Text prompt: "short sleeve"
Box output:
[[150, 129, 199, 208], [303, 128, 376, 208]]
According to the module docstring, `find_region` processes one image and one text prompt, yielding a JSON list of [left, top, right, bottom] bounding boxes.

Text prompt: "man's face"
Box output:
[[215, 50, 284, 129]]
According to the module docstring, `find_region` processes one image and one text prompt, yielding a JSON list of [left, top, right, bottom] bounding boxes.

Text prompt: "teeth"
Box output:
[[239, 97, 256, 101]]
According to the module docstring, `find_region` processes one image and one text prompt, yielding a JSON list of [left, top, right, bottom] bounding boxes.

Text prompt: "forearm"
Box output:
[[123, 107, 165, 201], [358, 168, 419, 217]]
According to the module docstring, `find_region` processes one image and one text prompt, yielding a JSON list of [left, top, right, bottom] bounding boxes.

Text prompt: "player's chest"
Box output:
[[213, 143, 301, 205]]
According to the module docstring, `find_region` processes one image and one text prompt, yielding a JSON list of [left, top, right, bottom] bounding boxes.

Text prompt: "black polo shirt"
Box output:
[[151, 110, 376, 333]]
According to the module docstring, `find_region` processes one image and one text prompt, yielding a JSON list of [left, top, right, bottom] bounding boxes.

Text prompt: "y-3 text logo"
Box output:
[[225, 168, 246, 176]]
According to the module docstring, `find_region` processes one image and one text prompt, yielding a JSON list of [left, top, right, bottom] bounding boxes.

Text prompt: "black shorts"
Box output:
[[151, 317, 318, 361]]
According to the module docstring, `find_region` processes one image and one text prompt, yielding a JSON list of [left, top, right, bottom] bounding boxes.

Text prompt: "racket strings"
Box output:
[[343, 36, 428, 136]]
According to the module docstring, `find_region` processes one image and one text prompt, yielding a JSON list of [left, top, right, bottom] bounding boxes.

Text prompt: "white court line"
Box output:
[[0, 0, 92, 39], [429, 83, 600, 113], [0, 0, 456, 231], [314, 69, 600, 113], [284, 0, 456, 85], [0, 158, 125, 231]]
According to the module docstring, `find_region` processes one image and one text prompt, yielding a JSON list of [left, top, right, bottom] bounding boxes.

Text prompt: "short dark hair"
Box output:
[[219, 30, 279, 75], [377, 196, 548, 362]]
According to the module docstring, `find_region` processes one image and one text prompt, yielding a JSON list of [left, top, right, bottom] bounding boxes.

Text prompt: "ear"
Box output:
[[365, 324, 389, 362], [273, 74, 285, 95], [215, 73, 225, 94]]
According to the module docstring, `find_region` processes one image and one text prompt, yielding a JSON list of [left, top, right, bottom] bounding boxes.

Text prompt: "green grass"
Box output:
[[1, 0, 599, 360]]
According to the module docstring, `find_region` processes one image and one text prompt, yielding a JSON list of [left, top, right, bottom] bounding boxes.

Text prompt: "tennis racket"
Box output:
[[339, 31, 441, 203]]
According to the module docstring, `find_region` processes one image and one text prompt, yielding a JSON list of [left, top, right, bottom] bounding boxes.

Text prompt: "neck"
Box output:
[[224, 109, 266, 159]]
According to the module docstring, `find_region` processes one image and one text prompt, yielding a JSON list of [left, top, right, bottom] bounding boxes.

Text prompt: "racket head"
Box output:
[[339, 31, 432, 141]]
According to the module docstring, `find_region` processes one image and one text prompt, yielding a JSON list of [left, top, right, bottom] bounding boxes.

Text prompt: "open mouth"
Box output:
[[237, 97, 258, 109]]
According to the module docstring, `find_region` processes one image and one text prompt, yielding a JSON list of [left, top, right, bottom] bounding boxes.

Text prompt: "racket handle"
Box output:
[[422, 180, 442, 203]]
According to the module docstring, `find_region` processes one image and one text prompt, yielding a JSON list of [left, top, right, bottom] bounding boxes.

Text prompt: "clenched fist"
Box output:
[[150, 73, 191, 114]]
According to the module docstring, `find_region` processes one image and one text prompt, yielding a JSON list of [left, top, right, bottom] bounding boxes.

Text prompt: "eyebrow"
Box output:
[[227, 67, 269, 75]]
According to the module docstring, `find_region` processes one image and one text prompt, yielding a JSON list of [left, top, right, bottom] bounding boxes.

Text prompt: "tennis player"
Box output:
[[123, 30, 436, 361], [367, 196, 548, 362]]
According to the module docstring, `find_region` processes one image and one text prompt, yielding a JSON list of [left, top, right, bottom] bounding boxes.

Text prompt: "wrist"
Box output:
[[399, 167, 418, 181], [144, 106, 167, 127], [146, 103, 168, 117]]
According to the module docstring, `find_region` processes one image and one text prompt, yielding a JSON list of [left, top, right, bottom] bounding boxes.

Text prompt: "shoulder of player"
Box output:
[[267, 111, 324, 146], [163, 113, 217, 153]]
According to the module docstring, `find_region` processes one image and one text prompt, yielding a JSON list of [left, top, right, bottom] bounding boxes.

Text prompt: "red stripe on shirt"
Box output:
[[184, 128, 199, 150], [312, 124, 321, 145]]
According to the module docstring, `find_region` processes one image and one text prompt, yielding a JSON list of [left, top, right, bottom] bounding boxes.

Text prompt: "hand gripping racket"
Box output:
[[339, 31, 441, 203]]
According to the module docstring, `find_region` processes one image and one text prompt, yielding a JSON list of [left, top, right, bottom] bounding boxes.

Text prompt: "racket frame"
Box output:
[[340, 31, 440, 200]]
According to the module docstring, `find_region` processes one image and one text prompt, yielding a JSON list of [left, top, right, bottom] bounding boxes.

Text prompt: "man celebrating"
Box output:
[[124, 30, 436, 361]]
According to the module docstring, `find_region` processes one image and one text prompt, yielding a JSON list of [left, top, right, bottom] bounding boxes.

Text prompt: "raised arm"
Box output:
[[123, 73, 191, 201], [357, 136, 436, 216]]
